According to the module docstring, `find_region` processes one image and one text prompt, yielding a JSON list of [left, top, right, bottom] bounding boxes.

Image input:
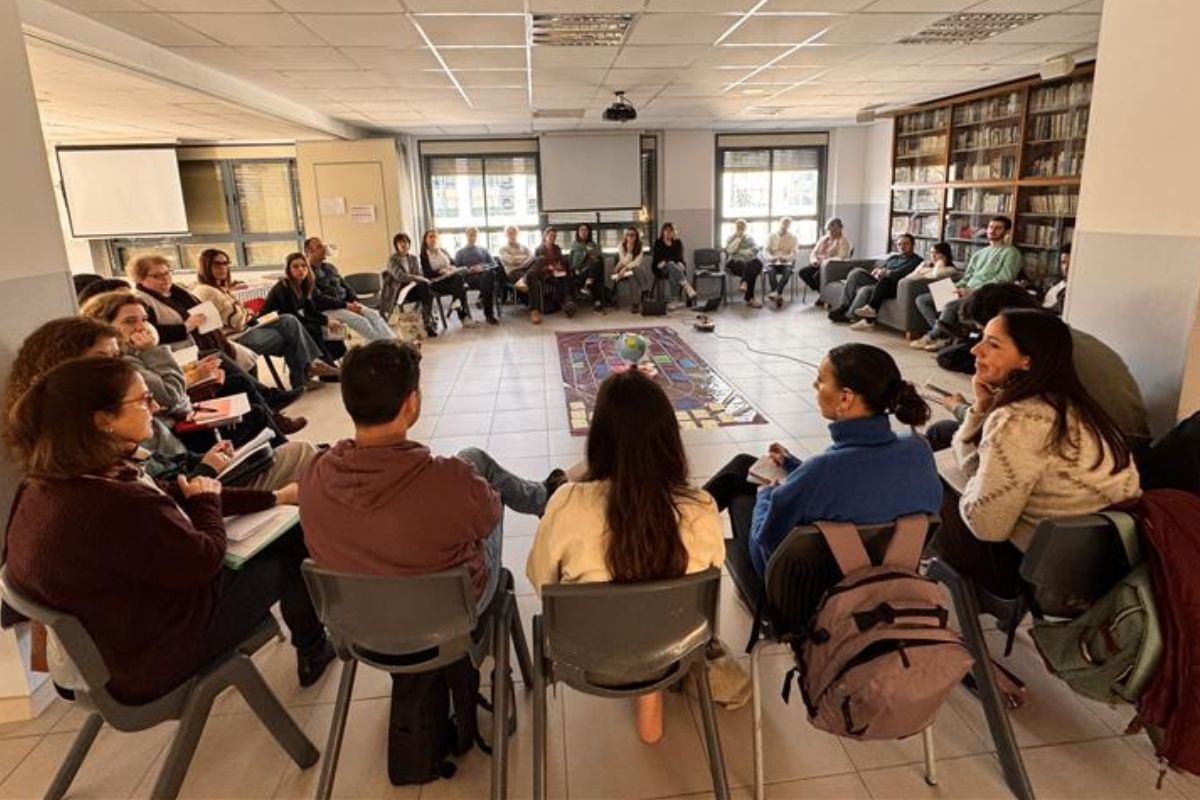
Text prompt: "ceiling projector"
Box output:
[[602, 90, 637, 123]]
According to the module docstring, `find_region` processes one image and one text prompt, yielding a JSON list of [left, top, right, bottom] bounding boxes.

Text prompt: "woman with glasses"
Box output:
[[3, 356, 335, 705], [193, 248, 339, 390]]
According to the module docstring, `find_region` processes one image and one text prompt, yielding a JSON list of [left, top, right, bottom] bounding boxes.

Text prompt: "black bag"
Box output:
[[387, 657, 481, 786], [640, 298, 668, 316], [935, 336, 978, 375]]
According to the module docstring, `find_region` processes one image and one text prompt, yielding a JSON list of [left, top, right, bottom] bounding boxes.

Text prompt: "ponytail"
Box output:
[[889, 380, 930, 427]]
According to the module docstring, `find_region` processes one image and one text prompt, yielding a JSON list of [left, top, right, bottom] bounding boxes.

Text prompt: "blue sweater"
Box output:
[[749, 415, 943, 574]]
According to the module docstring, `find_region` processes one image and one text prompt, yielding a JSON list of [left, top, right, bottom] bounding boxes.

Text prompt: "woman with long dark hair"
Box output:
[[650, 222, 697, 308], [381, 232, 437, 337], [527, 369, 724, 744], [934, 309, 1140, 597], [419, 228, 476, 329], [706, 342, 942, 577], [568, 223, 605, 311], [259, 253, 346, 364]]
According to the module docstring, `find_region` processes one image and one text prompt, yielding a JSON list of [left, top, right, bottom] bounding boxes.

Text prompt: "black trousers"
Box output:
[[929, 486, 1025, 600], [207, 355, 286, 447], [575, 260, 608, 304], [726, 258, 764, 300], [798, 264, 821, 291], [526, 260, 575, 313], [432, 273, 471, 319], [866, 271, 904, 310], [196, 527, 324, 666], [464, 268, 496, 319]]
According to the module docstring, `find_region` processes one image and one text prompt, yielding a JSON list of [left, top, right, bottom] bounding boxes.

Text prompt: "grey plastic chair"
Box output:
[[1020, 512, 1138, 620], [692, 248, 727, 306], [725, 520, 939, 800], [343, 273, 382, 309], [0, 570, 317, 800], [530, 568, 730, 800], [301, 563, 532, 800]]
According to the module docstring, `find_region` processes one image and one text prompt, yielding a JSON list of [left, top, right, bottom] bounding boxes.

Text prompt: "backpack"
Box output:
[[1029, 511, 1162, 705], [785, 516, 974, 740], [386, 657, 481, 785]]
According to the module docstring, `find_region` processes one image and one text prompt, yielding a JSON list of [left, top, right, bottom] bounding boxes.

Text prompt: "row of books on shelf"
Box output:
[[1030, 80, 1093, 112], [948, 191, 1011, 214], [1022, 251, 1065, 288], [1019, 222, 1074, 248], [952, 91, 1023, 125], [1025, 150, 1084, 177], [949, 156, 1017, 181], [1025, 192, 1079, 214], [896, 134, 946, 157], [953, 124, 1020, 150], [893, 165, 946, 183], [897, 109, 948, 134], [892, 216, 941, 238], [1027, 109, 1089, 141]]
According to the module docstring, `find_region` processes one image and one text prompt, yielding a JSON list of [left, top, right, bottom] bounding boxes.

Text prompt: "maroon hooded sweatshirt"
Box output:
[[299, 439, 500, 597]]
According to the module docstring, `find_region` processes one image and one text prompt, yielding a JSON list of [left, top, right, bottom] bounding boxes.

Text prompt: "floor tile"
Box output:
[[0, 723, 172, 799]]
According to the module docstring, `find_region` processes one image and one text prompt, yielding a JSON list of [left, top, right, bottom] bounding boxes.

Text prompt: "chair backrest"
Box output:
[[693, 248, 720, 270], [763, 518, 935, 638], [1019, 512, 1138, 617], [343, 272, 381, 296], [541, 568, 720, 689], [301, 561, 479, 672]]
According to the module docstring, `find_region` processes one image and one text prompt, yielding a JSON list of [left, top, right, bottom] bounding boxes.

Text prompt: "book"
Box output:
[[216, 428, 273, 478], [191, 393, 250, 427], [254, 310, 280, 326], [223, 506, 299, 569], [170, 344, 199, 367], [181, 360, 219, 390], [187, 301, 222, 335], [927, 278, 958, 312], [432, 267, 468, 283], [747, 455, 788, 486]]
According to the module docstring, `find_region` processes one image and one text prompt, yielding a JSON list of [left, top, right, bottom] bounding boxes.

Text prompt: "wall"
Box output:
[[1066, 0, 1200, 434], [859, 119, 894, 257], [295, 139, 407, 275], [661, 129, 715, 249], [826, 125, 866, 248]]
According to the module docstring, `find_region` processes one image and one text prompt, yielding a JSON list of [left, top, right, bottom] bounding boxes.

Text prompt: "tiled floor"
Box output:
[[2, 300, 1189, 799]]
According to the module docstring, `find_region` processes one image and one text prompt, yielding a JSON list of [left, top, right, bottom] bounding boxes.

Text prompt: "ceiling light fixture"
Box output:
[[531, 14, 634, 47], [1039, 54, 1075, 80], [713, 0, 770, 47], [722, 27, 830, 94], [899, 12, 1045, 45], [523, 0, 534, 113], [407, 14, 474, 110]]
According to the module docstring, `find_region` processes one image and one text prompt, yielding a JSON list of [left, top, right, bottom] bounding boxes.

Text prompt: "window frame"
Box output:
[[714, 142, 828, 250], [107, 157, 305, 276], [421, 151, 544, 255]]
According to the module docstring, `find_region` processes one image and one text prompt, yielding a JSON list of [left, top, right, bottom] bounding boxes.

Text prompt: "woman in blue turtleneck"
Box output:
[[705, 343, 942, 575]]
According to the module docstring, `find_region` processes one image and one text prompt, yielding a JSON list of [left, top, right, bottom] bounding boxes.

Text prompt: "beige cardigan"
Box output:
[[526, 481, 725, 593], [192, 284, 250, 333], [952, 397, 1141, 550]]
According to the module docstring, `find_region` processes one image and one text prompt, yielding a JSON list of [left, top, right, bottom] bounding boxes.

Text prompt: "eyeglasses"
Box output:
[[212, 259, 231, 267], [120, 392, 158, 410], [146, 269, 172, 279]]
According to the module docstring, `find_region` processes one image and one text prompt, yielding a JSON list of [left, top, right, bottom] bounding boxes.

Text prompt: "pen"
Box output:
[[193, 405, 217, 413]]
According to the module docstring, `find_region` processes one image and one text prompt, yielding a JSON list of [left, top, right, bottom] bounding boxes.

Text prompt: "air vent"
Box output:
[[532, 14, 635, 47], [533, 108, 586, 119], [900, 12, 1044, 45]]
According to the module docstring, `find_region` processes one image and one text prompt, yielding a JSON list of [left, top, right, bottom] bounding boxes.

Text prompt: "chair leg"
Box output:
[[491, 593, 513, 800], [151, 684, 222, 799], [316, 659, 358, 800], [936, 562, 1034, 800], [922, 725, 937, 786], [694, 661, 731, 800], [510, 599, 534, 689], [750, 642, 765, 800], [532, 616, 547, 800], [264, 357, 286, 390], [44, 712, 103, 800], [228, 655, 318, 768]]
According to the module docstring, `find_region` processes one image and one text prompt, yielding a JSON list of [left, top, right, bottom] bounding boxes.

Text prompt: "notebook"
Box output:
[[223, 506, 299, 569], [927, 278, 958, 312], [191, 393, 250, 427]]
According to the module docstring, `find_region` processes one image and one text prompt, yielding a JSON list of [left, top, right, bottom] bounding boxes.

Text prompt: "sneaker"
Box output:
[[854, 306, 877, 320], [515, 277, 528, 293], [449, 298, 462, 312], [922, 338, 946, 352], [683, 282, 698, 300], [307, 360, 340, 379], [297, 637, 336, 688], [748, 298, 763, 309], [766, 291, 780, 302], [910, 335, 933, 349], [461, 316, 479, 329], [828, 308, 850, 323], [849, 319, 875, 331], [667, 301, 685, 311], [531, 310, 543, 324]]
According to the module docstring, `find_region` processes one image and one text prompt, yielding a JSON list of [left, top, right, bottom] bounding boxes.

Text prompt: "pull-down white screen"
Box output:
[[58, 148, 188, 238], [539, 133, 641, 212]]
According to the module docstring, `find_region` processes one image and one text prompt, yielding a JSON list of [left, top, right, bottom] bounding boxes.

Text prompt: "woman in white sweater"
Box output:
[[936, 309, 1140, 597], [527, 369, 724, 745], [193, 248, 338, 390]]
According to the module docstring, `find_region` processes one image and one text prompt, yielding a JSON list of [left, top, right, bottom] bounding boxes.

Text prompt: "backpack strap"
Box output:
[[814, 521, 871, 576], [880, 514, 931, 570], [1098, 510, 1140, 567]]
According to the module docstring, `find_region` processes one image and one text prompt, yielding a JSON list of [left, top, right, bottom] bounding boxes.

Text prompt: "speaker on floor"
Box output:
[[640, 298, 668, 316]]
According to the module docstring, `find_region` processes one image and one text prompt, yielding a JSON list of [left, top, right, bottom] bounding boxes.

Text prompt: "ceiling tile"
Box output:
[[848, 42, 959, 64], [859, 0, 975, 10], [818, 12, 943, 43], [613, 45, 710, 68], [532, 67, 610, 86], [968, 0, 1082, 10], [90, 12, 217, 46], [916, 42, 1050, 64], [276, 69, 392, 87], [626, 14, 733, 46], [406, 0, 523, 8], [987, 12, 1100, 42], [456, 70, 528, 88], [441, 47, 527, 70], [763, 0, 874, 10], [1065, 0, 1103, 11], [648, 0, 756, 9], [713, 44, 791, 66], [529, 0, 642, 10], [142, 0, 276, 10], [414, 15, 526, 46], [725, 15, 837, 45], [169, 45, 265, 71], [168, 13, 315, 46], [273, 0, 405, 10], [295, 14, 421, 47], [531, 46, 617, 69], [774, 43, 870, 65], [228, 46, 358, 69]]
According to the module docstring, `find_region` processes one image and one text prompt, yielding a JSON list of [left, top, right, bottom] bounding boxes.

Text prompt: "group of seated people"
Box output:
[[721, 216, 841, 308]]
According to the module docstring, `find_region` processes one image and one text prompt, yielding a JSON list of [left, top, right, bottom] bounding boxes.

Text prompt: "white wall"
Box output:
[[826, 125, 867, 246], [45, 145, 98, 273], [1066, 0, 1200, 433], [661, 129, 715, 249], [859, 119, 894, 257]]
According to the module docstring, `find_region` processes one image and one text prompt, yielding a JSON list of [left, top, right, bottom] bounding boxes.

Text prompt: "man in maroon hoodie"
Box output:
[[300, 340, 563, 606]]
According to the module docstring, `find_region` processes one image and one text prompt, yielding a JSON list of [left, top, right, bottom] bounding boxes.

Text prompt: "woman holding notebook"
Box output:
[[3, 356, 334, 704]]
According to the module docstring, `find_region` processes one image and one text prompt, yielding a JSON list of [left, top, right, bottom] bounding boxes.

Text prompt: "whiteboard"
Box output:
[[539, 133, 641, 212], [58, 148, 189, 238]]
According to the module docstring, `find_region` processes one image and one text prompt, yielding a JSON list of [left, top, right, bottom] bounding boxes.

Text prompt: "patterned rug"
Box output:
[[555, 326, 767, 436]]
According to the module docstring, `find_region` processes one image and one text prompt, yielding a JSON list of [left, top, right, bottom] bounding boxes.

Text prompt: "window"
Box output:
[[717, 145, 825, 249], [109, 158, 304, 276], [423, 155, 541, 254]]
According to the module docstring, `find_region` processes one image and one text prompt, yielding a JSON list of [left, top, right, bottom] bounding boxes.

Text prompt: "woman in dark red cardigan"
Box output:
[[3, 356, 333, 704]]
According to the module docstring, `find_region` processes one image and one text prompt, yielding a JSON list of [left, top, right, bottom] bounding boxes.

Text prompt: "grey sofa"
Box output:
[[818, 257, 933, 337]]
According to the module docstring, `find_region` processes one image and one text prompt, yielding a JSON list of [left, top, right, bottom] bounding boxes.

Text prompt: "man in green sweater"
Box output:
[[911, 215, 1021, 351]]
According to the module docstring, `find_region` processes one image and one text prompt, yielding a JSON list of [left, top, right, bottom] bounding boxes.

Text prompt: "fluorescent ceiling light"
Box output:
[[408, 14, 474, 109], [713, 0, 769, 47], [722, 27, 830, 94]]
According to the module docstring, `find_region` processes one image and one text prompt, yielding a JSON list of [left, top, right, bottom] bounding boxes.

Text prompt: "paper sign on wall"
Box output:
[[349, 204, 377, 224], [319, 196, 346, 216]]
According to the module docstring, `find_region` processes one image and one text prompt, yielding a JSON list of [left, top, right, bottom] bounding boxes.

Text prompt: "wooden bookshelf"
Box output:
[[888, 63, 1093, 288]]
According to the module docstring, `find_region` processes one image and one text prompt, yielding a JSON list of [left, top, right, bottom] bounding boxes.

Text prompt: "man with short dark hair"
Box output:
[[299, 341, 564, 606], [911, 216, 1021, 350], [304, 236, 395, 341], [828, 233, 921, 323]]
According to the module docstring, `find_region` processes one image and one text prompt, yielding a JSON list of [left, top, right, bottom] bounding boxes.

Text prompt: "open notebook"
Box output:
[[223, 506, 299, 569]]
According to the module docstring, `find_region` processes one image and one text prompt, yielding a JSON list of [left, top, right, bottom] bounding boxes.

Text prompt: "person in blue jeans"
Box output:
[[704, 343, 942, 576], [304, 236, 396, 341]]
